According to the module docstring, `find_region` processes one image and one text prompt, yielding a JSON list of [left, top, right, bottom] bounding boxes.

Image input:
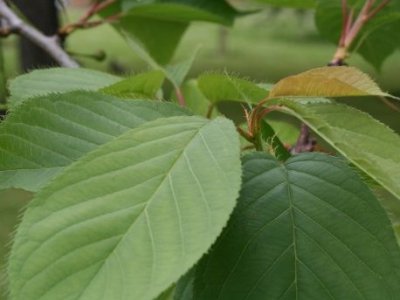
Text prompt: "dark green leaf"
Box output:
[[194, 152, 400, 299], [273, 97, 400, 201]]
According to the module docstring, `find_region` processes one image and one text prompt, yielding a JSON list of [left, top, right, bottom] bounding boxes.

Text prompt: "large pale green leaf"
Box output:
[[8, 116, 242, 300], [254, 0, 316, 8], [197, 74, 269, 104], [274, 98, 400, 201], [0, 91, 188, 192], [315, 0, 400, 69], [8, 68, 120, 107], [193, 152, 400, 299]]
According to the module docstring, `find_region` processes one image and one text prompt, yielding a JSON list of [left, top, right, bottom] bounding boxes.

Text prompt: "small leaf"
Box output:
[[0, 91, 189, 192], [198, 73, 269, 104], [269, 66, 394, 99], [194, 152, 400, 299], [8, 68, 120, 107], [274, 98, 400, 201], [8, 116, 242, 300], [259, 119, 291, 161], [177, 80, 215, 117], [100, 70, 165, 99]]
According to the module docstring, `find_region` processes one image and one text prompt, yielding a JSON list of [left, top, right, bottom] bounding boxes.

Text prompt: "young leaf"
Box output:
[[193, 152, 400, 299], [100, 70, 165, 99], [274, 98, 400, 201], [269, 66, 394, 99], [0, 91, 189, 192], [197, 73, 269, 104], [8, 116, 242, 300], [8, 68, 121, 108]]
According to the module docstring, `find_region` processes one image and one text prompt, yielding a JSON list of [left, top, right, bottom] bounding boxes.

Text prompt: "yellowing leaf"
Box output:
[[269, 66, 395, 99]]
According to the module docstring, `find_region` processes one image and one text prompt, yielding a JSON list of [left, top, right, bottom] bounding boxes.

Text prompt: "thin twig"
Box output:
[[0, 0, 78, 67]]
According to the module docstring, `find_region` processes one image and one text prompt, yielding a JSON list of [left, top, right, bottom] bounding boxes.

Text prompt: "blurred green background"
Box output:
[[1, 4, 399, 298]]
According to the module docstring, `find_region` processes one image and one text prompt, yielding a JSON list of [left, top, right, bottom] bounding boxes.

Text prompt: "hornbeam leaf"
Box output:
[[8, 116, 241, 300], [8, 68, 121, 108], [274, 98, 400, 201], [0, 91, 188, 192], [269, 66, 397, 99], [194, 152, 400, 299]]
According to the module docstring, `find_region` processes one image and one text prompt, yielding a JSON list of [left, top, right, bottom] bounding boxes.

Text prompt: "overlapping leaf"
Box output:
[[8, 116, 242, 300], [274, 98, 400, 201], [8, 68, 121, 107], [116, 0, 239, 65], [269, 66, 394, 99], [100, 70, 165, 99], [0, 91, 188, 191], [192, 152, 400, 299], [197, 74, 269, 104]]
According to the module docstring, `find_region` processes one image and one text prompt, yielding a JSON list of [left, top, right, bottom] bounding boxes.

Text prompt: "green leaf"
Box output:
[[274, 98, 400, 201], [121, 16, 188, 65], [119, 0, 238, 65], [122, 0, 239, 25], [197, 74, 269, 104], [100, 70, 165, 99], [175, 269, 195, 300], [176, 80, 214, 117], [194, 152, 400, 299], [315, 0, 400, 69], [268, 119, 300, 145], [8, 68, 121, 108], [254, 0, 316, 8], [8, 116, 242, 300], [269, 66, 395, 99], [259, 119, 291, 161], [0, 91, 189, 192]]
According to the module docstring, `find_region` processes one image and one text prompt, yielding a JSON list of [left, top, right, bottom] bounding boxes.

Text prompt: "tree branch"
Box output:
[[0, 0, 78, 68]]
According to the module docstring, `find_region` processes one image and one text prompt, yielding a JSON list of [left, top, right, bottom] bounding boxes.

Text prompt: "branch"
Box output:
[[0, 0, 78, 68]]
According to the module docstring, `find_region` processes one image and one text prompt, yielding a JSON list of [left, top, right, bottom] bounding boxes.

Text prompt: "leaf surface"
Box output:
[[197, 74, 269, 104], [269, 66, 393, 98], [193, 152, 400, 299], [8, 116, 241, 300], [8, 68, 120, 107], [274, 98, 400, 201], [100, 70, 165, 99], [0, 91, 188, 191]]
